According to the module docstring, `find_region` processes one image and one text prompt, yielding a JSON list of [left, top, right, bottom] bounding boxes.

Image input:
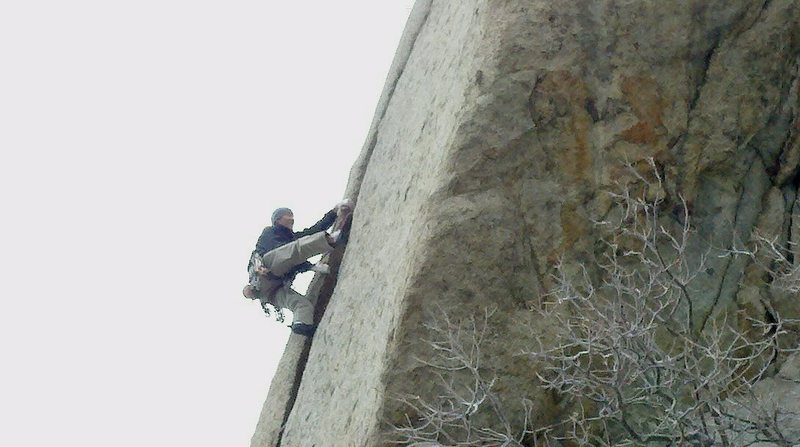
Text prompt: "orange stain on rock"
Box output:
[[536, 71, 593, 184], [620, 75, 666, 145], [559, 201, 585, 252], [621, 121, 659, 144], [621, 75, 664, 125]]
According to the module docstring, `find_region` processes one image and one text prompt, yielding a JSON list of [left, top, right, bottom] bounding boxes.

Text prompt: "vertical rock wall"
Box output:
[[254, 1, 800, 446], [280, 1, 491, 444]]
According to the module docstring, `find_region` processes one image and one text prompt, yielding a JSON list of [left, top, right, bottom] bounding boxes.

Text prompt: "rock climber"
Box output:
[[243, 200, 354, 336]]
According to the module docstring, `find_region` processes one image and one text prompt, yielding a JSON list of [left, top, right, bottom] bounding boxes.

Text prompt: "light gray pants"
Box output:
[[273, 288, 314, 326], [261, 231, 333, 276], [258, 232, 333, 325]]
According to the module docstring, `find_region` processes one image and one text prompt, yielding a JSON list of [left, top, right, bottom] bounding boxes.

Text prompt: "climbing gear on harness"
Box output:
[[262, 301, 285, 323], [242, 271, 285, 323]]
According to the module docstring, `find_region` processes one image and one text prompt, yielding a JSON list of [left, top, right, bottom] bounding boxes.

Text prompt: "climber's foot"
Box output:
[[291, 323, 316, 337]]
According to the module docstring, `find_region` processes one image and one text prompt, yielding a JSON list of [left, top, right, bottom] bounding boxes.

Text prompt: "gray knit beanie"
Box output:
[[271, 207, 292, 225]]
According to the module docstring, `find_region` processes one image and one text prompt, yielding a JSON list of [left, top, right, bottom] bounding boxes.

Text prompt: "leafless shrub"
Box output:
[[535, 261, 796, 446], [387, 307, 533, 446], [733, 232, 800, 296], [391, 159, 799, 446]]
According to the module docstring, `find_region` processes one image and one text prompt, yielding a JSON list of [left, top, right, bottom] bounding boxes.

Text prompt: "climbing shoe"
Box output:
[[291, 323, 316, 337]]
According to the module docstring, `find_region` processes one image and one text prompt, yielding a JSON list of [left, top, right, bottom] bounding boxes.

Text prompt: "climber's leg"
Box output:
[[261, 232, 333, 276], [273, 286, 315, 326]]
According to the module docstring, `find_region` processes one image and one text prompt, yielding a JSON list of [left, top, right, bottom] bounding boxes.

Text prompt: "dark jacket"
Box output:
[[254, 209, 337, 277]]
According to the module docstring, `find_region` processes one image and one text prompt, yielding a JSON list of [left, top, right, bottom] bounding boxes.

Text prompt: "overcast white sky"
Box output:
[[0, 1, 415, 445]]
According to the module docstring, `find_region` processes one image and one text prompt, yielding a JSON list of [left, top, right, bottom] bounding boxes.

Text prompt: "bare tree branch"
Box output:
[[389, 159, 799, 446]]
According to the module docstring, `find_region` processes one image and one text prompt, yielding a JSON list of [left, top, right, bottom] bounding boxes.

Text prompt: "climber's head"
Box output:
[[271, 208, 294, 230]]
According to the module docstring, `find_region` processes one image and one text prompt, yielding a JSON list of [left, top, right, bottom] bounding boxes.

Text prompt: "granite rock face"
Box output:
[[252, 1, 800, 445], [718, 353, 800, 446]]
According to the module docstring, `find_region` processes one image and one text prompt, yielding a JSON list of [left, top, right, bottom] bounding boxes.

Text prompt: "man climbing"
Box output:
[[243, 200, 354, 336]]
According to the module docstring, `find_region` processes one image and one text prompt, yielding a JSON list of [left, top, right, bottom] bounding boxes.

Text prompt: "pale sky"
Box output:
[[0, 1, 415, 445]]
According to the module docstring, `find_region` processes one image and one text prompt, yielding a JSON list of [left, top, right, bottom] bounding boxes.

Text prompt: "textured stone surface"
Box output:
[[249, 336, 306, 447], [249, 2, 435, 446], [720, 353, 800, 447], [253, 1, 800, 445]]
